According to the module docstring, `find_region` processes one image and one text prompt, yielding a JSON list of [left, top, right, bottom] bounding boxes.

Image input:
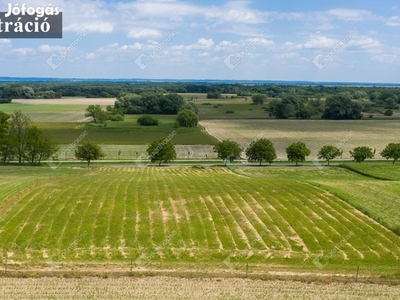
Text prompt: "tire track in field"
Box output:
[[163, 171, 196, 250], [104, 170, 125, 259], [87, 173, 121, 255], [149, 169, 169, 250], [136, 168, 152, 249], [176, 174, 209, 249], [120, 168, 139, 256], [193, 176, 230, 250]]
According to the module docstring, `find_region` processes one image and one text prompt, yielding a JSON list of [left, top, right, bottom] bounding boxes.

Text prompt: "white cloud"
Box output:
[[0, 39, 11, 45], [386, 16, 400, 26], [346, 36, 381, 53], [86, 53, 96, 59], [275, 52, 300, 59], [10, 48, 36, 56], [59, 0, 115, 33], [214, 40, 238, 52], [127, 28, 162, 39], [298, 36, 340, 49], [119, 43, 144, 51], [326, 9, 376, 21], [37, 45, 68, 53], [372, 54, 397, 64], [96, 43, 119, 53], [64, 22, 114, 34], [171, 38, 214, 51]]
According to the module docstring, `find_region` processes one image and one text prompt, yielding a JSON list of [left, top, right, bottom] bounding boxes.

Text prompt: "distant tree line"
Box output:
[[1, 82, 399, 102]]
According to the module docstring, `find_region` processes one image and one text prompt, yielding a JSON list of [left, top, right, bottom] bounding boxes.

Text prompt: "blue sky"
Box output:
[[0, 0, 399, 82]]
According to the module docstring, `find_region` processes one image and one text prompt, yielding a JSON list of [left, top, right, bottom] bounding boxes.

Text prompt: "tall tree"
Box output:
[[245, 138, 277, 165], [251, 94, 267, 105], [286, 142, 311, 166], [0, 111, 12, 163], [75, 141, 105, 166], [213, 140, 243, 165], [25, 125, 58, 165], [176, 109, 199, 127], [147, 138, 177, 166], [322, 95, 363, 120], [8, 110, 32, 163], [380, 143, 400, 164], [85, 105, 108, 123], [317, 145, 341, 166], [349, 146, 374, 163]]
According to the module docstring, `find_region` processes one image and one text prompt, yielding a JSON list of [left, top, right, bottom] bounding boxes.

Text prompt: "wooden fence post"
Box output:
[[355, 266, 359, 282]]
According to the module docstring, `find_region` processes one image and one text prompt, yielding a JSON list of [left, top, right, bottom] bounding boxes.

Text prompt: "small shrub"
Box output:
[[369, 114, 373, 118], [225, 110, 235, 114], [384, 109, 393, 116], [109, 114, 124, 121], [217, 104, 222, 106], [137, 115, 159, 126], [213, 105, 218, 108], [202, 102, 212, 105], [249, 109, 253, 111], [0, 98, 12, 104], [176, 109, 199, 127]]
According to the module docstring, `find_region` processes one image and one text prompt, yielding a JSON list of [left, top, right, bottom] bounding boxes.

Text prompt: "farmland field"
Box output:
[[0, 98, 115, 122], [200, 119, 400, 159], [1, 166, 399, 268], [0, 100, 218, 145], [0, 166, 86, 207], [1, 277, 400, 299], [235, 165, 400, 237]]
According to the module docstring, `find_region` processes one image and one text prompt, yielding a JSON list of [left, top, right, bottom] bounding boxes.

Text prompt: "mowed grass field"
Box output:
[[235, 165, 400, 237], [0, 167, 86, 207], [200, 119, 400, 159], [0, 166, 399, 268]]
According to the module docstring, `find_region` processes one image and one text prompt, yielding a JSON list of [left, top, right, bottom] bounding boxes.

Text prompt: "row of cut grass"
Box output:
[[0, 166, 399, 267]]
